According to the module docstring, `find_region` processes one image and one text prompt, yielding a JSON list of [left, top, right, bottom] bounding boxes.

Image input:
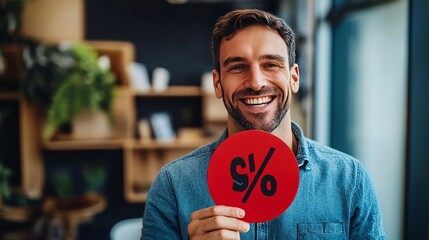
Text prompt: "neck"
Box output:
[[227, 113, 297, 154], [271, 115, 297, 154]]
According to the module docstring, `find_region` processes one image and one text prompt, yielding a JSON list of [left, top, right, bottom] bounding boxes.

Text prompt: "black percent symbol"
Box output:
[[230, 147, 277, 203]]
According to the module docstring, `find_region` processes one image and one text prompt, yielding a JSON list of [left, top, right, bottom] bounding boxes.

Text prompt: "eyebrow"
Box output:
[[222, 56, 246, 68], [222, 54, 286, 68], [260, 54, 286, 63]]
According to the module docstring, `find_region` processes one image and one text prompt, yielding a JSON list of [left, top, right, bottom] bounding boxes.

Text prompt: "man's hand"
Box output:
[[187, 205, 250, 239]]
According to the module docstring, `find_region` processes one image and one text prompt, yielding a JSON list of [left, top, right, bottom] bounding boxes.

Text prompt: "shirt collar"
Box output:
[[213, 129, 228, 151], [291, 122, 310, 170], [214, 122, 310, 170]]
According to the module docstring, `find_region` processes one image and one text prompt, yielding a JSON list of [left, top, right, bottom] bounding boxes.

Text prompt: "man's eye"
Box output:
[[229, 65, 247, 72], [265, 63, 280, 69]]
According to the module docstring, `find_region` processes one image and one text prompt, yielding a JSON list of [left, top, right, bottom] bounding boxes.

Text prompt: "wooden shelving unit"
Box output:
[[0, 41, 227, 202], [124, 136, 218, 202], [124, 85, 222, 202]]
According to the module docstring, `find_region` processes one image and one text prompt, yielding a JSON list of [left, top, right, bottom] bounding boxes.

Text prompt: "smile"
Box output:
[[243, 96, 273, 107]]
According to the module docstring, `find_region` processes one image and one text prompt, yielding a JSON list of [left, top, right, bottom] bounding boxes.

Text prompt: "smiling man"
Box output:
[[141, 9, 386, 240], [213, 23, 299, 150]]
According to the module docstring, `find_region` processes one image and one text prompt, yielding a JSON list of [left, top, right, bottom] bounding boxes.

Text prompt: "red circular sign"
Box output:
[[207, 130, 299, 223]]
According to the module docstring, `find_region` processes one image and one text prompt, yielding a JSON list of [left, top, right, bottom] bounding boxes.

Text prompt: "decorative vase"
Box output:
[[71, 109, 111, 139]]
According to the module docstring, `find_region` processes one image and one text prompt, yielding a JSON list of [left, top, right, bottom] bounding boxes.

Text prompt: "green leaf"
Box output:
[[37, 42, 116, 139]]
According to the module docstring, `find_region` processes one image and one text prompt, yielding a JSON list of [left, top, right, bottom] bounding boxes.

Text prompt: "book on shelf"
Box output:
[[127, 62, 151, 92]]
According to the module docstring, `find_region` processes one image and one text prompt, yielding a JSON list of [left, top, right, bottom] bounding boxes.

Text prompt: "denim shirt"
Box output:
[[141, 122, 387, 239]]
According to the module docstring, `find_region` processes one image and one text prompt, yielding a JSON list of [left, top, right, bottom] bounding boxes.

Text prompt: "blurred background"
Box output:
[[0, 0, 427, 239]]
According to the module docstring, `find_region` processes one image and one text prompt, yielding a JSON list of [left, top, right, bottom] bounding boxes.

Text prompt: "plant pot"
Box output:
[[0, 191, 42, 222], [42, 193, 107, 240], [71, 109, 111, 139]]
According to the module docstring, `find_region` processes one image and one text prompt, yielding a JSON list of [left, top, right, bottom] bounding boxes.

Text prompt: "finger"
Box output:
[[190, 205, 245, 221], [205, 229, 241, 240], [198, 215, 250, 233]]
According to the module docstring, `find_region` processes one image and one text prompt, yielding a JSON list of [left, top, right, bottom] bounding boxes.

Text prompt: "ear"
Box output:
[[290, 64, 300, 94], [212, 70, 223, 99]]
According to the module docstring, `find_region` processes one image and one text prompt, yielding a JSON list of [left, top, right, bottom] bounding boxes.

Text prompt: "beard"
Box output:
[[222, 86, 291, 132]]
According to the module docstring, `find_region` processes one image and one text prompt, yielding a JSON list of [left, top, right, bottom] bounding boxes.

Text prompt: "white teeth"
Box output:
[[245, 97, 272, 105]]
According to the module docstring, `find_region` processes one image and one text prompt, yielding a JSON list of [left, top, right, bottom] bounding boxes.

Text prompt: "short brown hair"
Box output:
[[212, 9, 296, 74]]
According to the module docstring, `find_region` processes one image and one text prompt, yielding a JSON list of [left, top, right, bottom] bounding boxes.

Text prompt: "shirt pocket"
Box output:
[[297, 222, 345, 240]]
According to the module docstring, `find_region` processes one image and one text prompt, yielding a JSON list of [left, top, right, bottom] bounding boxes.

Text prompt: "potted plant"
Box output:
[[0, 161, 43, 228], [49, 164, 107, 198], [0, 111, 41, 210], [82, 165, 107, 193], [44, 165, 107, 211], [43, 166, 107, 240], [21, 42, 116, 139]]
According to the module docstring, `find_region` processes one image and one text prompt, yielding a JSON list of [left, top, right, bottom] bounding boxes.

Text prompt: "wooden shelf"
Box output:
[[128, 137, 215, 150], [88, 41, 135, 86], [42, 137, 217, 151], [0, 92, 20, 100], [126, 191, 148, 203], [43, 138, 126, 150], [131, 86, 202, 97], [123, 136, 218, 203]]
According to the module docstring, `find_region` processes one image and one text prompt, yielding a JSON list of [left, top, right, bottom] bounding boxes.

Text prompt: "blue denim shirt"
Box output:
[[141, 122, 387, 239]]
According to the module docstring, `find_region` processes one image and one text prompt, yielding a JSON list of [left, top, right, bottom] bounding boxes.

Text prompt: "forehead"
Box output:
[[219, 25, 289, 62]]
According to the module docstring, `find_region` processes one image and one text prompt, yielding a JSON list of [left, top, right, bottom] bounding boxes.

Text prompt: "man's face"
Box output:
[[213, 25, 299, 132]]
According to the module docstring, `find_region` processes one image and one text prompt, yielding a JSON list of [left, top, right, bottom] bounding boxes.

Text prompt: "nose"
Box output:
[[245, 65, 267, 91]]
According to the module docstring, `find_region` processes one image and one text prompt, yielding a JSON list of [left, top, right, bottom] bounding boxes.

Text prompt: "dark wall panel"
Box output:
[[85, 0, 277, 86], [406, 0, 429, 239]]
